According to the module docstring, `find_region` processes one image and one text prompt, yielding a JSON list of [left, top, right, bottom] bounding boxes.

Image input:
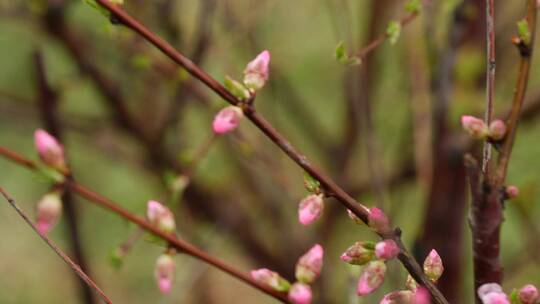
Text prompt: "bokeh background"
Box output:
[[1, 0, 540, 303]]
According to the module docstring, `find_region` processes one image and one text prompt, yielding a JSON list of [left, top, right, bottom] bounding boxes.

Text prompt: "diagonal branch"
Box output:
[[0, 187, 113, 304]]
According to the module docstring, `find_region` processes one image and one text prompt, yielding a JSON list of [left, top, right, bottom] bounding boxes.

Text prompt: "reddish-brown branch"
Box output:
[[0, 147, 290, 303], [482, 0, 496, 173], [86, 1, 449, 302], [0, 187, 113, 304]]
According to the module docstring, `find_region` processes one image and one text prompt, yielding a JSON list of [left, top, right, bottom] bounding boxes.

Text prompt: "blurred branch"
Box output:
[[0, 146, 291, 303], [93, 1, 449, 302], [481, 0, 496, 173], [0, 187, 113, 304], [34, 50, 96, 304]]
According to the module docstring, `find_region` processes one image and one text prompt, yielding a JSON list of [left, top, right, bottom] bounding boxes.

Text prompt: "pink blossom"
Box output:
[[295, 244, 324, 284], [340, 241, 375, 265], [244, 50, 271, 90], [506, 186, 519, 199], [357, 260, 387, 296], [36, 192, 63, 235], [488, 119, 507, 141], [477, 283, 509, 304], [368, 207, 391, 234], [413, 287, 431, 304], [147, 200, 176, 233], [375, 240, 400, 260], [460, 115, 488, 139], [212, 106, 244, 134], [250, 268, 290, 292], [155, 254, 175, 294], [478, 283, 504, 298], [34, 129, 66, 170], [519, 284, 539, 304], [423, 249, 443, 282], [298, 194, 324, 225], [288, 283, 312, 304]]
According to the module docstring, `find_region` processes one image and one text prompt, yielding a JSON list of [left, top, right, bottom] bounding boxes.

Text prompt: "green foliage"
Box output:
[[335, 41, 361, 66], [82, 0, 124, 19], [509, 289, 521, 304], [303, 172, 321, 193], [405, 0, 422, 14], [109, 248, 124, 269], [224, 76, 250, 100], [386, 21, 402, 45], [517, 19, 531, 46]]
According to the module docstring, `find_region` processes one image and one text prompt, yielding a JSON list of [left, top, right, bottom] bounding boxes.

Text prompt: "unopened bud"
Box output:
[[298, 194, 324, 225], [461, 115, 488, 140], [423, 249, 443, 282], [250, 268, 291, 292], [478, 283, 504, 299], [295, 244, 324, 284], [340, 241, 375, 265], [368, 207, 391, 234], [155, 254, 175, 294], [506, 185, 519, 199], [405, 275, 418, 291], [244, 50, 270, 91], [519, 284, 539, 304], [36, 192, 63, 235], [413, 287, 431, 304], [480, 292, 509, 304], [375, 240, 400, 260], [212, 106, 244, 135], [224, 76, 250, 100], [147, 200, 176, 234], [380, 290, 413, 304], [488, 120, 506, 141], [357, 260, 387, 296], [288, 283, 312, 304], [34, 129, 66, 170]]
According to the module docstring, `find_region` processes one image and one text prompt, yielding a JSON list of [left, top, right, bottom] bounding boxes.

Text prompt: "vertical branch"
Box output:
[[0, 187, 113, 304], [34, 50, 96, 304], [482, 0, 496, 173]]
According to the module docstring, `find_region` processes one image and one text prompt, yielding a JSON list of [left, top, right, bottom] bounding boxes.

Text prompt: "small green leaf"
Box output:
[[405, 0, 422, 14], [335, 41, 361, 66], [517, 19, 531, 46], [303, 172, 321, 193], [224, 76, 250, 100], [386, 21, 402, 45], [509, 289, 521, 304], [108, 248, 124, 269]]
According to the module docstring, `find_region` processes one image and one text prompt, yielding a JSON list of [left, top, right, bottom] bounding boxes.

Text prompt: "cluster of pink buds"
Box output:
[[423, 249, 444, 282], [35, 191, 63, 235], [477, 283, 539, 304], [34, 129, 67, 171], [212, 106, 244, 135], [147, 200, 176, 234], [251, 244, 324, 303], [298, 194, 324, 225], [154, 253, 175, 294], [460, 116, 507, 141], [243, 50, 271, 91]]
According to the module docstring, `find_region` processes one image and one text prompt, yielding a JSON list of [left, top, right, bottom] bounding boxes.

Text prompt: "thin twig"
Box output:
[[482, 0, 496, 174], [0, 147, 290, 303], [0, 187, 113, 304], [90, 1, 448, 302]]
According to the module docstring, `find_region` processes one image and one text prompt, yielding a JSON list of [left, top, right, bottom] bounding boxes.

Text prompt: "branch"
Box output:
[[482, 0, 496, 173], [0, 146, 290, 303], [0, 187, 113, 304], [92, 1, 449, 302]]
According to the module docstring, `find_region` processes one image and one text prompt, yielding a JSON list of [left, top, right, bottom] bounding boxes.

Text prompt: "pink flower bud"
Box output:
[[423, 249, 443, 282], [147, 200, 176, 234], [480, 292, 509, 304], [375, 240, 400, 260], [36, 192, 63, 235], [413, 287, 431, 304], [250, 268, 291, 292], [368, 207, 391, 234], [34, 129, 66, 170], [212, 106, 244, 134], [357, 260, 387, 296], [506, 185, 519, 199], [380, 290, 413, 304], [244, 50, 270, 90], [461, 115, 488, 140], [155, 254, 175, 294], [288, 283, 312, 304], [478, 283, 504, 299], [340, 241, 375, 265], [488, 119, 507, 141], [519, 284, 539, 304], [298, 194, 324, 225], [347, 209, 364, 225], [295, 244, 324, 284]]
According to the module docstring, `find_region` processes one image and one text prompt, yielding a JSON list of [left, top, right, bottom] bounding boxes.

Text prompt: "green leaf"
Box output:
[[224, 76, 250, 100], [334, 41, 361, 66], [303, 172, 321, 193], [82, 0, 124, 19], [386, 21, 402, 45], [108, 248, 124, 269], [517, 19, 531, 46], [405, 0, 422, 14], [509, 289, 522, 304]]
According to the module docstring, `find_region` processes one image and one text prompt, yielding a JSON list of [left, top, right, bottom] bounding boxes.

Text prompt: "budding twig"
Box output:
[[0, 187, 113, 304]]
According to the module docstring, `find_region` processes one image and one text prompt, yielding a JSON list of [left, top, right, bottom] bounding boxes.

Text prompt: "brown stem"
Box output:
[[0, 147, 290, 303], [89, 1, 448, 302], [482, 0, 496, 173], [0, 187, 113, 304]]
